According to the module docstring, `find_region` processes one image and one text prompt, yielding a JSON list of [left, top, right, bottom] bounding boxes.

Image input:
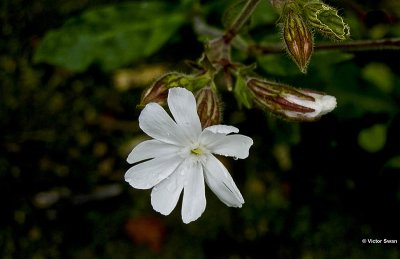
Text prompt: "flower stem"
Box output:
[[249, 38, 400, 54], [224, 0, 261, 43], [315, 38, 400, 51]]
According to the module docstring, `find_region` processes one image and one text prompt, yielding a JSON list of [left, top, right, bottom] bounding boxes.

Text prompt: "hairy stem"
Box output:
[[224, 0, 261, 43], [316, 38, 400, 51], [250, 38, 400, 54]]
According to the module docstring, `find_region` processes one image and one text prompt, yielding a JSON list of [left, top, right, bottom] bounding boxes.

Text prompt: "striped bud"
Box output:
[[139, 73, 193, 107], [304, 1, 350, 40], [195, 87, 221, 128], [247, 78, 336, 121], [282, 5, 313, 73]]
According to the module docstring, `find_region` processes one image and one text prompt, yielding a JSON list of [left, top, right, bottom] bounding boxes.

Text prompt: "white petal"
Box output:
[[204, 125, 239, 134], [127, 139, 180, 164], [151, 165, 185, 215], [203, 154, 244, 207], [200, 131, 253, 159], [311, 93, 337, 116], [209, 135, 253, 159], [125, 155, 183, 189], [285, 92, 337, 119], [139, 102, 189, 145], [168, 87, 202, 140], [181, 161, 206, 224]]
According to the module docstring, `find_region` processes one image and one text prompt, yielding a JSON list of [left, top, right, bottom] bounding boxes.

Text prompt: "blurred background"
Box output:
[[1, 0, 399, 258]]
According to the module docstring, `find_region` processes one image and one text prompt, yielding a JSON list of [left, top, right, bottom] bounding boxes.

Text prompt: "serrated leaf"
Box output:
[[234, 76, 253, 109], [34, 2, 186, 72]]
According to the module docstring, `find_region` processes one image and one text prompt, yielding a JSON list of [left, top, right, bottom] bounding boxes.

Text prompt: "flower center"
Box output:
[[190, 148, 203, 155]]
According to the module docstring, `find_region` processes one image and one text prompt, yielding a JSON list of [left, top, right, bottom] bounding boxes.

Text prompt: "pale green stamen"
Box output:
[[191, 148, 203, 155]]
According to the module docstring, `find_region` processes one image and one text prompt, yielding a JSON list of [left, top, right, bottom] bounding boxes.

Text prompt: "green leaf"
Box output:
[[34, 2, 186, 72], [222, 0, 247, 29], [362, 62, 394, 93], [257, 54, 302, 76], [322, 62, 398, 119], [222, 0, 277, 31], [357, 124, 387, 153], [384, 155, 400, 169], [234, 75, 253, 109], [251, 0, 279, 26], [310, 51, 354, 70]]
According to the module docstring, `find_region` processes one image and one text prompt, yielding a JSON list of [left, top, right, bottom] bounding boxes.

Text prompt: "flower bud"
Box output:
[[195, 87, 221, 128], [304, 1, 350, 40], [282, 5, 314, 73], [247, 78, 336, 121], [139, 73, 193, 107]]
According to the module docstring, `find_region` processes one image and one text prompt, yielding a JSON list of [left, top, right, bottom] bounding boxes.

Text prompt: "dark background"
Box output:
[[1, 0, 399, 258]]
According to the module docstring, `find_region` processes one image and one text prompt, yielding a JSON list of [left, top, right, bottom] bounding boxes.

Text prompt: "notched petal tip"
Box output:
[[182, 214, 201, 224], [208, 134, 254, 160], [204, 125, 239, 135], [203, 155, 245, 208], [230, 200, 244, 208], [181, 161, 206, 224]]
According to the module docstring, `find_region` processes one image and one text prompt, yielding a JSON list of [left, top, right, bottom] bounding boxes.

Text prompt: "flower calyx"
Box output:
[[281, 2, 314, 73], [195, 86, 222, 129], [139, 72, 212, 108]]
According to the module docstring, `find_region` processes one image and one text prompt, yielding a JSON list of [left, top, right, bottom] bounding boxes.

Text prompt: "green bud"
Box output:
[[195, 87, 221, 128], [303, 1, 350, 40], [139, 72, 213, 108], [282, 4, 314, 73], [139, 73, 191, 108]]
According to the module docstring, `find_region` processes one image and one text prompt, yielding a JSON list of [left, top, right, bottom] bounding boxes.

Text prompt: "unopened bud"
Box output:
[[195, 87, 221, 128], [247, 78, 336, 121], [304, 1, 350, 40], [139, 73, 193, 107], [282, 5, 314, 73]]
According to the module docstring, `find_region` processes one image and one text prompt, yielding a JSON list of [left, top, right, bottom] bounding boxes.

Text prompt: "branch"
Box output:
[[249, 38, 400, 54], [223, 0, 261, 43], [316, 38, 400, 51]]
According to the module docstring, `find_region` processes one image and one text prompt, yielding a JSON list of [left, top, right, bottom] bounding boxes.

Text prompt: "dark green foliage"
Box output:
[[34, 2, 186, 71]]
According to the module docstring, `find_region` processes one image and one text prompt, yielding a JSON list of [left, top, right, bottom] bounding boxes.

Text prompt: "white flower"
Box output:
[[125, 87, 253, 223]]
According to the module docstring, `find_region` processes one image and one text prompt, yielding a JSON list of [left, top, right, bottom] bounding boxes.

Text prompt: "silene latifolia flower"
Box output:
[[247, 78, 337, 121], [125, 87, 253, 223]]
